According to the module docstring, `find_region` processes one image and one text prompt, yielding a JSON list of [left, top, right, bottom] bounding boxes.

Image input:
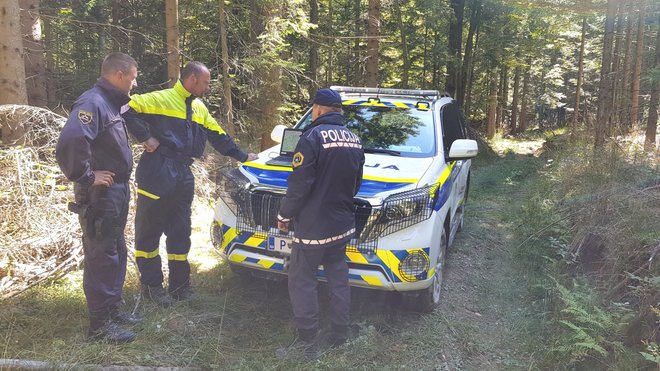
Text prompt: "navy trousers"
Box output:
[[75, 182, 130, 324], [287, 242, 350, 332], [135, 167, 194, 291]]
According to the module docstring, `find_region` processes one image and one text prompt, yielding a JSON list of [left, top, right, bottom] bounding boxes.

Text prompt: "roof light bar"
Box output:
[[330, 86, 441, 99]]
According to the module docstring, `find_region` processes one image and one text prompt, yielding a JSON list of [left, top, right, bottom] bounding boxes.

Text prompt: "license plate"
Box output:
[[268, 236, 292, 255]]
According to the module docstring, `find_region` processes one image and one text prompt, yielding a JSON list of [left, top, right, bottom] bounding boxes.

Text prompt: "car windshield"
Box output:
[[296, 104, 435, 158]]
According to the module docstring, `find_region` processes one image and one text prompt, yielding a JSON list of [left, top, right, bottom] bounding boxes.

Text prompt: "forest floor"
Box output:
[[0, 136, 551, 370]]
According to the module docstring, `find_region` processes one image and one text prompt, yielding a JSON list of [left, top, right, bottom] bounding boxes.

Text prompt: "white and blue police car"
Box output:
[[211, 86, 478, 312]]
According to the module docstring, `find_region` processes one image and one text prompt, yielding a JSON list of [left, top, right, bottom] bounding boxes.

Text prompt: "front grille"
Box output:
[[235, 191, 378, 254]]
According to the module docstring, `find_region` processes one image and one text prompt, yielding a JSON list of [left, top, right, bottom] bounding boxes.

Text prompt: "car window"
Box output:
[[440, 103, 466, 157], [296, 104, 436, 158]]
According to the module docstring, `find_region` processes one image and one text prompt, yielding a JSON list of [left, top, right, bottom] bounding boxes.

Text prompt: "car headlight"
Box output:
[[356, 186, 432, 242], [399, 250, 429, 282]]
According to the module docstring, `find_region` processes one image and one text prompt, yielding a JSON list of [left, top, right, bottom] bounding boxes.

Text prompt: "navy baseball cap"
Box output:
[[311, 88, 342, 108]]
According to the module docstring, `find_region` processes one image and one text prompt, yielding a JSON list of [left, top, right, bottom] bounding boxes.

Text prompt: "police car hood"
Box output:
[[240, 146, 434, 198]]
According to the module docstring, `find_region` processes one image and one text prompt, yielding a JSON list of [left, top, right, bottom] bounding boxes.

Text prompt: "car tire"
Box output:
[[403, 225, 448, 313]]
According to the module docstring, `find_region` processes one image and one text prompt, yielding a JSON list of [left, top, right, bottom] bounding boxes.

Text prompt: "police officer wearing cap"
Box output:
[[276, 88, 365, 357], [56, 52, 142, 343]]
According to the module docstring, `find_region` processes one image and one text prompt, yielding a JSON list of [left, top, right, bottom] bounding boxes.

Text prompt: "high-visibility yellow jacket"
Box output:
[[126, 80, 247, 162]]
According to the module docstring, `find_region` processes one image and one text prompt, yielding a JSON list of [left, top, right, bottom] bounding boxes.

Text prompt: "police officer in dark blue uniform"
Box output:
[[276, 88, 365, 358], [56, 52, 141, 343]]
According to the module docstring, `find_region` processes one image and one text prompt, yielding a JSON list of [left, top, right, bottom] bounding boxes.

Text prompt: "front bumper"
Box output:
[[212, 222, 436, 292]]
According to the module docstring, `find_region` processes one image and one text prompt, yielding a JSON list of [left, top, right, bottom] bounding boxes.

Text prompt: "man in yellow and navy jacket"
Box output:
[[125, 61, 257, 306]]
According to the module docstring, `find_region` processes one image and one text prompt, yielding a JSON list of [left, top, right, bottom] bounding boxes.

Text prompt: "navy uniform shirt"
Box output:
[[56, 78, 133, 185], [278, 111, 365, 246]]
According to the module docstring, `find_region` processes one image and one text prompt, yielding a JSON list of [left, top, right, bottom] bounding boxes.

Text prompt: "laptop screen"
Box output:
[[280, 129, 303, 156]]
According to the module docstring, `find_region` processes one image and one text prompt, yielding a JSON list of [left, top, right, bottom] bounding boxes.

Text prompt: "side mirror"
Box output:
[[270, 124, 288, 143], [448, 139, 478, 160]]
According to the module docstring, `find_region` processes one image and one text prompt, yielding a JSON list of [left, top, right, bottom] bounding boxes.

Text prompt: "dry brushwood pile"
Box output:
[[0, 104, 226, 299]]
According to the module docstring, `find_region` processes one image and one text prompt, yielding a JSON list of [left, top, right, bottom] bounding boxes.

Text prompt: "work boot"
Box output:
[[169, 285, 195, 301], [111, 311, 143, 326], [87, 321, 136, 344], [275, 329, 323, 360], [141, 284, 173, 308]]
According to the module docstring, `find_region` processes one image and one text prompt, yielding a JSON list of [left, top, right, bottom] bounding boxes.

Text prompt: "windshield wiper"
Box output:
[[364, 148, 401, 156]]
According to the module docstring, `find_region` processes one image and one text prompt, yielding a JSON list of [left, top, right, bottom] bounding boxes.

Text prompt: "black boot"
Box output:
[[88, 321, 136, 344], [169, 285, 195, 301], [112, 311, 143, 325], [275, 328, 323, 360], [141, 284, 173, 308]]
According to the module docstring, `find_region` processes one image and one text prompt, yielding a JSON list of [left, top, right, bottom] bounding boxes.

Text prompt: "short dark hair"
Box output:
[[181, 61, 209, 80], [101, 52, 137, 76]]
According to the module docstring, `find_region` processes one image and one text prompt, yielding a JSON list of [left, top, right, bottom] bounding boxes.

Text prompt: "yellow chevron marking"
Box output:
[[342, 99, 359, 105], [258, 260, 275, 269], [392, 102, 410, 108], [221, 228, 239, 250], [346, 251, 368, 264], [429, 161, 456, 196], [363, 174, 418, 183], [428, 267, 435, 277], [244, 235, 265, 247], [229, 254, 247, 263], [377, 250, 405, 282], [243, 162, 293, 172], [361, 275, 382, 286]]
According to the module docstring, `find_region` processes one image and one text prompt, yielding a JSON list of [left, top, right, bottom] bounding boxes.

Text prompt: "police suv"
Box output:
[[211, 86, 478, 312]]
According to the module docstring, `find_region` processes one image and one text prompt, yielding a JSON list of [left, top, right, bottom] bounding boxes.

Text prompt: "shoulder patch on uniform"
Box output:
[[292, 152, 304, 168], [78, 110, 93, 125]]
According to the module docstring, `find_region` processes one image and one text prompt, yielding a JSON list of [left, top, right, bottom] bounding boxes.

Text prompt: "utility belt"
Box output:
[[158, 146, 194, 167]]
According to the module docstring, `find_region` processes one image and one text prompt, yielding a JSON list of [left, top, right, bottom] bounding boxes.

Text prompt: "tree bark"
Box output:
[[519, 60, 531, 133], [394, 0, 409, 88], [458, 0, 480, 107], [487, 67, 498, 139], [325, 0, 333, 85], [308, 0, 319, 97], [0, 0, 28, 106], [464, 19, 480, 117], [595, 0, 617, 148], [218, 0, 234, 136], [620, 0, 633, 121], [165, 0, 179, 87], [497, 64, 509, 130], [365, 0, 380, 87], [610, 2, 624, 127], [446, 0, 465, 98], [644, 23, 659, 151], [19, 0, 46, 107], [510, 63, 521, 135], [572, 17, 587, 132], [629, 0, 645, 129]]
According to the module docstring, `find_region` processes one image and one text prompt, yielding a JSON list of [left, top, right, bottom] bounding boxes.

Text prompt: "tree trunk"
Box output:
[[497, 64, 509, 130], [394, 0, 409, 88], [446, 0, 465, 98], [629, 0, 645, 129], [165, 0, 179, 87], [421, 24, 428, 88], [464, 20, 480, 117], [572, 17, 587, 132], [644, 23, 659, 151], [218, 0, 234, 136], [19, 0, 46, 107], [610, 2, 624, 128], [365, 0, 380, 87], [458, 0, 480, 107], [519, 60, 531, 133], [0, 0, 28, 142], [595, 0, 617, 148], [620, 0, 633, 122], [510, 63, 521, 135], [487, 67, 498, 139], [42, 10, 54, 106], [325, 0, 333, 85], [308, 0, 319, 97]]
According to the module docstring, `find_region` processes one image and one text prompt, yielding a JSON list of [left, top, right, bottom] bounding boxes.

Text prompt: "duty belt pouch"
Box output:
[[89, 216, 121, 241]]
